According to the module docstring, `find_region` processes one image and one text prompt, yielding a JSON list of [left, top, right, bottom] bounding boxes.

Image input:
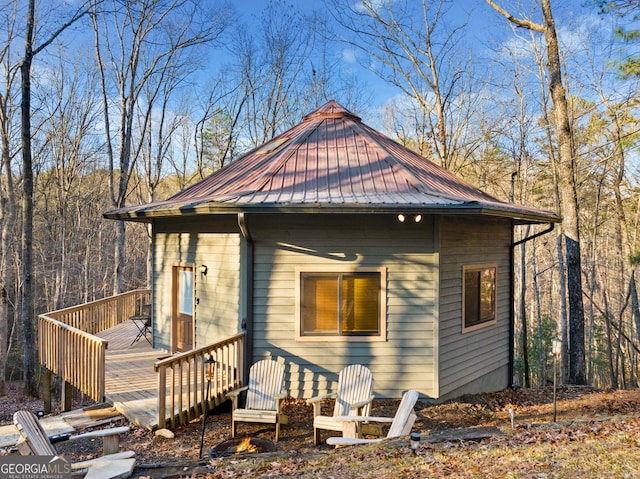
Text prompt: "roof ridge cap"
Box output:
[[303, 100, 361, 122]]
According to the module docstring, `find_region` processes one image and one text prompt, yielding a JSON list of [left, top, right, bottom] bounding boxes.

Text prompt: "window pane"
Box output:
[[464, 270, 480, 327], [479, 268, 496, 321], [302, 275, 338, 333], [179, 270, 193, 315], [342, 274, 379, 334], [464, 266, 496, 330]]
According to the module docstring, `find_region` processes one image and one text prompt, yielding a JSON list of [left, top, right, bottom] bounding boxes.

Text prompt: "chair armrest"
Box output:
[[70, 426, 130, 455], [306, 392, 335, 404], [332, 415, 394, 424], [70, 426, 130, 440], [274, 392, 288, 401], [307, 392, 336, 417], [349, 395, 375, 410], [226, 386, 249, 398]]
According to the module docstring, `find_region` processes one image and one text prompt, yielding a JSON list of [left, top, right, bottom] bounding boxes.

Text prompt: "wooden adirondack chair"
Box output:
[[226, 358, 287, 441], [326, 389, 419, 447], [307, 364, 375, 445], [13, 410, 135, 479]]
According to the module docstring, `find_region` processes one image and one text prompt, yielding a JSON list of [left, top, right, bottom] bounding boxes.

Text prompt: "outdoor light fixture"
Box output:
[[199, 354, 216, 459], [397, 213, 422, 223], [552, 337, 562, 422], [198, 264, 208, 276], [410, 432, 421, 451], [205, 354, 215, 380]]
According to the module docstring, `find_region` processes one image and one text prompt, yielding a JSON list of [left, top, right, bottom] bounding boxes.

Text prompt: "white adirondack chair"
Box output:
[[307, 364, 375, 445], [13, 410, 135, 479], [326, 389, 419, 447], [226, 358, 287, 441]]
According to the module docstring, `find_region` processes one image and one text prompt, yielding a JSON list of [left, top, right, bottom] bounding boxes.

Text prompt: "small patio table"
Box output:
[[130, 314, 151, 346]]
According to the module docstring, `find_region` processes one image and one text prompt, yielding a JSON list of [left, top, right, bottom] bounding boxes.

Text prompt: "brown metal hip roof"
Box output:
[[105, 100, 559, 224]]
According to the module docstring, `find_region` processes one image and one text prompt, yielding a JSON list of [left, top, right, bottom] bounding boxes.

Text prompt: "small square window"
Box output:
[[296, 268, 386, 342], [463, 265, 497, 333]]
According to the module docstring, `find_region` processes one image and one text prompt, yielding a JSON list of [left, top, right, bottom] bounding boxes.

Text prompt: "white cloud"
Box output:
[[342, 48, 358, 64]]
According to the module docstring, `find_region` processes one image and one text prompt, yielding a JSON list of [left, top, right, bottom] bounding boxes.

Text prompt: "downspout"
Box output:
[[238, 212, 254, 378], [509, 222, 555, 388]]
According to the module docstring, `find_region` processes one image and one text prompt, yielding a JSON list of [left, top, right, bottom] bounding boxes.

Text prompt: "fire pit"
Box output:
[[209, 437, 278, 459]]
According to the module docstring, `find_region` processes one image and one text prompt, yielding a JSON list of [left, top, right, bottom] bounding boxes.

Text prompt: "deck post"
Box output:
[[158, 366, 167, 429], [42, 369, 51, 414], [61, 380, 73, 412]]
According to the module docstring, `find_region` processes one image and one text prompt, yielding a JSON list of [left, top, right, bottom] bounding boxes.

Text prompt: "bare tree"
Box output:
[[486, 0, 587, 385], [230, 0, 315, 146], [90, 0, 232, 293], [36, 48, 102, 310], [0, 0, 21, 397], [329, 0, 479, 171], [192, 76, 247, 179], [19, 0, 93, 396]]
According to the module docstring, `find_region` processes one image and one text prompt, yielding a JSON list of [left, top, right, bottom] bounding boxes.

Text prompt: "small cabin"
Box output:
[[105, 100, 559, 401]]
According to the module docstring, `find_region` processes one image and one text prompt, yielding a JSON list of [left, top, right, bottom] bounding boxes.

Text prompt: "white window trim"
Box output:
[[295, 266, 387, 342], [462, 264, 497, 334]]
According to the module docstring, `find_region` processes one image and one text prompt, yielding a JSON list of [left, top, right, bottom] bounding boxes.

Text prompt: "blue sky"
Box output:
[[220, 0, 608, 116]]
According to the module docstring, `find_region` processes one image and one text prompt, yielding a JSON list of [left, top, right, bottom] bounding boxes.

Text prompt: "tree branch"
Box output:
[[485, 0, 545, 33]]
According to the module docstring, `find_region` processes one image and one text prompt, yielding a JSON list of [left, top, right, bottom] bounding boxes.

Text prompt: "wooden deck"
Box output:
[[39, 289, 244, 431], [97, 321, 164, 429]]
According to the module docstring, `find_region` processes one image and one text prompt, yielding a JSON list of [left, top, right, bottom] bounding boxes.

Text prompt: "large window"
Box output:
[[463, 265, 497, 333], [297, 268, 386, 341]]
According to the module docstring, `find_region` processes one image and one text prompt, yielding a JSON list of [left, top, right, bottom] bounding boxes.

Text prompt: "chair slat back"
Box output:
[[333, 364, 374, 417], [245, 359, 285, 411], [387, 390, 419, 438], [13, 411, 57, 456]]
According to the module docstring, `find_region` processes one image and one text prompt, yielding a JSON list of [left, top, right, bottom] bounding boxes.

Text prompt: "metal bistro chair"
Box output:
[[130, 303, 151, 346]]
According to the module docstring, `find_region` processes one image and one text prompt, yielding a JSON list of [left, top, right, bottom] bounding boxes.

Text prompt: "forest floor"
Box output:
[[1, 382, 640, 478]]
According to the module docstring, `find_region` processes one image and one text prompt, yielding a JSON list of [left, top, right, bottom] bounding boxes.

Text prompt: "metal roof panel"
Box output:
[[105, 100, 559, 224]]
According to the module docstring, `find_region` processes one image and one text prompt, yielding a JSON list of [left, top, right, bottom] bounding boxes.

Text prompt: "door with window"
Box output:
[[172, 265, 194, 352]]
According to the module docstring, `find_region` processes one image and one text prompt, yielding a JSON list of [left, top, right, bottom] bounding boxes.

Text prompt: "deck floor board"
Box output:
[[97, 321, 164, 429]]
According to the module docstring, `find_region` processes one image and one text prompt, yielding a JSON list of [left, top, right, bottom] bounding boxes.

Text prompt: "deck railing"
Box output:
[[155, 333, 245, 429], [39, 289, 151, 402], [38, 318, 107, 402], [44, 289, 151, 334]]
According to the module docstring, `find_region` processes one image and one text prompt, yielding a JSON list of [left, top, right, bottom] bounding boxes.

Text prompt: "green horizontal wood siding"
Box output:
[[153, 218, 241, 351], [438, 216, 511, 398], [249, 214, 438, 399]]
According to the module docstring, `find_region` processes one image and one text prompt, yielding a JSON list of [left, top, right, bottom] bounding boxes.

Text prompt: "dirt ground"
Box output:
[[1, 382, 640, 478]]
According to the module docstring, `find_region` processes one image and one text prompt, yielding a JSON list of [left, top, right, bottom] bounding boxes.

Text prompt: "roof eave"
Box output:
[[103, 201, 561, 225]]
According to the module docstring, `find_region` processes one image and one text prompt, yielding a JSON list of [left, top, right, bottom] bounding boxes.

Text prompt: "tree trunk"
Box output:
[[114, 221, 125, 294], [20, 0, 37, 397], [0, 75, 16, 398], [557, 232, 569, 383], [520, 229, 531, 388], [632, 271, 640, 342], [486, 0, 587, 385], [587, 177, 604, 383], [540, 0, 586, 385], [532, 246, 544, 386], [602, 291, 617, 387]]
